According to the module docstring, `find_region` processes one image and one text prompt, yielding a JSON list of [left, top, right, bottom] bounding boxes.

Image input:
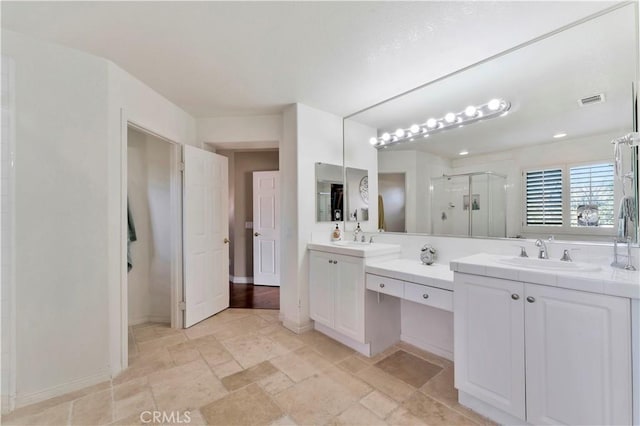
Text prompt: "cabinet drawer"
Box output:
[[366, 274, 404, 298], [404, 282, 453, 312]]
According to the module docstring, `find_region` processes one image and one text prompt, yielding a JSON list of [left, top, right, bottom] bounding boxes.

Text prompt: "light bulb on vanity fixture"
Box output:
[[553, 132, 567, 139], [369, 98, 511, 148]]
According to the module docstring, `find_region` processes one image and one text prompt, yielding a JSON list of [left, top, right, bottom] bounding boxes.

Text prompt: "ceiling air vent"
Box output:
[[578, 93, 605, 107]]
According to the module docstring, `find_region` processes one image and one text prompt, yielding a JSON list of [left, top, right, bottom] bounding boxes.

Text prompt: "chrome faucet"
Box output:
[[535, 239, 548, 259]]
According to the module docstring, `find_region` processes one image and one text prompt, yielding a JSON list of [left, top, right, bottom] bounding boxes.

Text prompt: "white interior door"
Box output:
[[183, 145, 229, 327], [252, 171, 280, 286]]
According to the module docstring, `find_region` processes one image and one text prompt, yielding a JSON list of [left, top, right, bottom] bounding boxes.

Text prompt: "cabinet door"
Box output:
[[309, 251, 335, 328], [333, 255, 365, 342], [454, 273, 526, 420], [525, 284, 631, 426]]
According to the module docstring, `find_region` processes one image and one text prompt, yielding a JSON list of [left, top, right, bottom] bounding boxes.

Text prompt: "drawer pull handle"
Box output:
[[422, 294, 429, 299], [511, 294, 520, 300], [379, 283, 385, 288], [526, 296, 535, 303]]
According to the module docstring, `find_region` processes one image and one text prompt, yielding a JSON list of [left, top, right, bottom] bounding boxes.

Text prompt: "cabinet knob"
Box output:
[[526, 296, 535, 303], [333, 260, 338, 264], [379, 283, 385, 288], [422, 294, 429, 299], [511, 294, 520, 300], [328, 260, 332, 264]]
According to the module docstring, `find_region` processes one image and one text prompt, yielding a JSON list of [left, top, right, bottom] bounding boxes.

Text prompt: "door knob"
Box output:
[[254, 232, 261, 237], [223, 238, 230, 244]]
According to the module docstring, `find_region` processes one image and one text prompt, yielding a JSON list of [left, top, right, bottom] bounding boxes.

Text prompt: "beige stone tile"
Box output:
[[337, 355, 369, 374], [167, 341, 202, 365], [221, 361, 279, 391], [258, 371, 295, 395], [360, 390, 398, 419], [113, 377, 149, 401], [192, 335, 234, 367], [210, 359, 244, 378], [270, 415, 298, 426], [2, 401, 71, 426], [267, 329, 305, 351], [355, 366, 415, 402], [132, 323, 180, 343], [1, 381, 110, 423], [396, 341, 454, 369], [324, 367, 372, 399], [292, 346, 334, 372], [200, 383, 283, 425], [298, 330, 354, 363], [114, 350, 174, 386], [353, 345, 399, 365], [420, 368, 496, 425], [402, 392, 480, 425], [327, 403, 387, 426], [385, 407, 428, 426], [375, 350, 443, 388], [212, 315, 271, 341], [114, 389, 155, 422], [274, 374, 360, 425], [151, 373, 227, 412], [137, 334, 186, 355], [222, 332, 289, 368], [269, 351, 319, 382], [70, 389, 113, 426], [257, 312, 280, 323]]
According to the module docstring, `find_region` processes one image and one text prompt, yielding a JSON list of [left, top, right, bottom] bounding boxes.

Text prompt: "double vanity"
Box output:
[[307, 240, 640, 426]]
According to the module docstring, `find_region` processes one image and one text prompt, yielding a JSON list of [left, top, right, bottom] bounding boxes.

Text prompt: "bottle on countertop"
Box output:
[[331, 223, 342, 241], [353, 222, 363, 242]]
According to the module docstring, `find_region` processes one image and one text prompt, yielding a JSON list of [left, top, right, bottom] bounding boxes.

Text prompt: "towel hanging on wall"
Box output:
[[127, 201, 137, 272]]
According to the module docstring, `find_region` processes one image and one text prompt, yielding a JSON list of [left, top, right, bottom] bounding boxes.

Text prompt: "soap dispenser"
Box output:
[[331, 223, 342, 241], [353, 222, 363, 242]]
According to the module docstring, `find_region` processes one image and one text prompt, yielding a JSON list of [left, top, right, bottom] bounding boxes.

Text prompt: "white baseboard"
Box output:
[[129, 315, 170, 326], [400, 333, 453, 361], [14, 370, 111, 410], [1, 393, 15, 415], [282, 318, 314, 334], [230, 275, 254, 284]]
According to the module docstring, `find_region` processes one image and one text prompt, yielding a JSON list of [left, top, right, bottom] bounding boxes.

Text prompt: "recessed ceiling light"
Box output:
[[553, 132, 567, 138], [459, 150, 469, 156]]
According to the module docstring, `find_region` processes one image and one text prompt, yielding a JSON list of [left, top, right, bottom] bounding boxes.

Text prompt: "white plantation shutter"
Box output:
[[526, 169, 563, 226], [569, 163, 615, 227]]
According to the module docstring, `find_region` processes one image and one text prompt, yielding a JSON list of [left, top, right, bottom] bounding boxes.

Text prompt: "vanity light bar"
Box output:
[[369, 99, 511, 149]]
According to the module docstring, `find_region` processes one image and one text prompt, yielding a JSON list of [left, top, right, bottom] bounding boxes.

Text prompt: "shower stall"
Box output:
[[430, 172, 507, 238]]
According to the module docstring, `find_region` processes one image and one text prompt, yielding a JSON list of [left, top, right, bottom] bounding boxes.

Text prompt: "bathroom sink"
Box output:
[[498, 256, 601, 272], [332, 241, 371, 246]]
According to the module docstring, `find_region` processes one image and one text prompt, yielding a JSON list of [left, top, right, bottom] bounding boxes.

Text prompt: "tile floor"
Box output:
[[2, 309, 494, 426]]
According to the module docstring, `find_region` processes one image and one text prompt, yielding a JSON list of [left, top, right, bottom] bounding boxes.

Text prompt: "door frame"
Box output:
[[117, 110, 184, 373]]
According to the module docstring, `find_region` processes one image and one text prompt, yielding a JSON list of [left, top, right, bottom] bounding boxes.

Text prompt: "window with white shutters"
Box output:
[[569, 163, 615, 227], [525, 168, 563, 226]]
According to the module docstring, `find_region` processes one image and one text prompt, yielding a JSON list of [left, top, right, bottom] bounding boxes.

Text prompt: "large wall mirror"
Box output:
[[344, 4, 639, 242]]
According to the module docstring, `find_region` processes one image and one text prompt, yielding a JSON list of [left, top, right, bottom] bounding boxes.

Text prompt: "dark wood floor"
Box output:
[[229, 282, 280, 310]]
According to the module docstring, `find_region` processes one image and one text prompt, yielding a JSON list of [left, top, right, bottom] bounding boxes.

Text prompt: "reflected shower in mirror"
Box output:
[[315, 162, 343, 222], [344, 4, 638, 242]]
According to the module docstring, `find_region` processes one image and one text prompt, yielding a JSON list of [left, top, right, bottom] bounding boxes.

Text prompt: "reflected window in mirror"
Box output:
[[315, 163, 344, 222]]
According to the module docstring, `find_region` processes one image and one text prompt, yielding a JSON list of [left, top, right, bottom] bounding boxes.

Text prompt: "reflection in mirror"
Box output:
[[344, 4, 638, 242], [346, 167, 369, 222], [315, 162, 343, 222]]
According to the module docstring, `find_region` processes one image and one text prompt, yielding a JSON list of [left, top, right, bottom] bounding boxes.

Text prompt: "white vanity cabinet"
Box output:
[[454, 272, 632, 425], [309, 250, 367, 343]]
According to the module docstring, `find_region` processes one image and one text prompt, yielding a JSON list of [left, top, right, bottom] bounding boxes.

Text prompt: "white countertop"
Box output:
[[451, 253, 640, 299], [307, 241, 401, 258], [365, 258, 454, 291]]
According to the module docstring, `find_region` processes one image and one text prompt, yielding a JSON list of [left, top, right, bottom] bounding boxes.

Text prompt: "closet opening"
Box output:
[[126, 125, 183, 335]]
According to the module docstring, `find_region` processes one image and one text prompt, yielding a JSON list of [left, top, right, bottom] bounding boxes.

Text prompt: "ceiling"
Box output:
[[349, 3, 637, 159], [0, 1, 622, 118]]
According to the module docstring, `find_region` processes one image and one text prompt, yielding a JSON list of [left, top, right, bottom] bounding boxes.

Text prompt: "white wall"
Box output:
[[127, 128, 172, 325], [2, 29, 112, 405], [1, 29, 198, 409], [280, 103, 343, 332], [1, 56, 16, 413]]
